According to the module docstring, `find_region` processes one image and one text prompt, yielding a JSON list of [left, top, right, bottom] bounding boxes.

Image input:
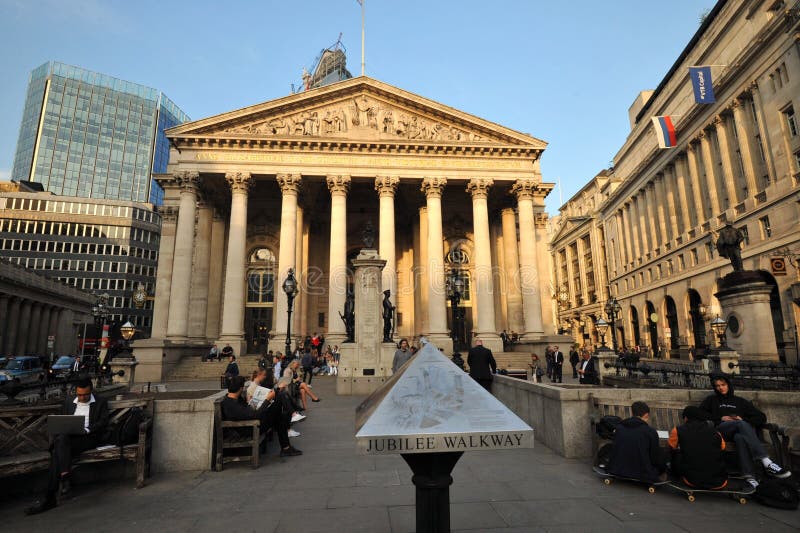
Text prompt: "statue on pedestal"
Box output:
[[382, 289, 395, 342], [361, 220, 376, 249], [715, 224, 744, 272], [340, 288, 355, 342]]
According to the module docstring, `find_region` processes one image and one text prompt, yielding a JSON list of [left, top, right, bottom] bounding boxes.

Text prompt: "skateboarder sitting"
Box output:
[[700, 373, 790, 484], [668, 406, 729, 489], [607, 401, 668, 483]]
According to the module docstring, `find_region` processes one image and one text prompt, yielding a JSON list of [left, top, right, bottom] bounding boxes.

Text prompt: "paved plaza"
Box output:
[[2, 377, 798, 532]]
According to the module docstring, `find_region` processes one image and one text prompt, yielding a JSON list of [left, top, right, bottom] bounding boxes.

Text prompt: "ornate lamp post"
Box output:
[[595, 318, 610, 349], [447, 271, 464, 351], [710, 315, 729, 350], [120, 321, 136, 344], [91, 292, 111, 360], [282, 268, 298, 357], [604, 296, 622, 353]]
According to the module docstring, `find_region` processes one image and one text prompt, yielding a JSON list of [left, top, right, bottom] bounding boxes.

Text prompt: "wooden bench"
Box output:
[[588, 394, 780, 463], [213, 397, 265, 471], [0, 398, 154, 489]]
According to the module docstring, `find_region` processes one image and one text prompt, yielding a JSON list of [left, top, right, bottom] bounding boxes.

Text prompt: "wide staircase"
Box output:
[[167, 355, 264, 381], [493, 352, 532, 372]]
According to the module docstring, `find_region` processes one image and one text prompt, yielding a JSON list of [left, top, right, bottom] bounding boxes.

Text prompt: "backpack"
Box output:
[[595, 442, 614, 469], [108, 407, 145, 447], [596, 415, 623, 440], [753, 478, 799, 510]]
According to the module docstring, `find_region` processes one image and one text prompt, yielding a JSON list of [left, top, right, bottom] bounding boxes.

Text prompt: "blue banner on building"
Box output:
[[689, 66, 715, 104]]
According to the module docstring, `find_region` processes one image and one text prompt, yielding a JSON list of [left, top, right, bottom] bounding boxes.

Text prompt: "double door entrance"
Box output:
[[245, 307, 273, 355]]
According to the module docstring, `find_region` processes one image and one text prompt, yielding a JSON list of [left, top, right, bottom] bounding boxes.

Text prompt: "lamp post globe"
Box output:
[[710, 315, 729, 350], [120, 321, 136, 341], [282, 268, 299, 356], [595, 318, 609, 349]]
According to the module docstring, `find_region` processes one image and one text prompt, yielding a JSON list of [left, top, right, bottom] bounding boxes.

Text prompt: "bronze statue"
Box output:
[[361, 220, 376, 249], [715, 223, 744, 272], [382, 289, 395, 342], [340, 288, 355, 342]]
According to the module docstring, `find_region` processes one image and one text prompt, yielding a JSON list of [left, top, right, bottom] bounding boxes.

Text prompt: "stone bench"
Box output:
[[0, 398, 154, 488]]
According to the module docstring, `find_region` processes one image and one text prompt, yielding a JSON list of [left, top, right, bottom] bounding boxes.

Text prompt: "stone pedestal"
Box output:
[[109, 357, 138, 387], [709, 349, 741, 374], [595, 347, 617, 385], [130, 338, 210, 383], [337, 249, 392, 395], [715, 271, 779, 360]]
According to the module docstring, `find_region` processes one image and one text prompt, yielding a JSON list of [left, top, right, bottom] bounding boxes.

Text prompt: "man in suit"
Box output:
[[577, 351, 599, 385], [551, 345, 564, 383], [27, 376, 109, 515], [467, 338, 497, 392]]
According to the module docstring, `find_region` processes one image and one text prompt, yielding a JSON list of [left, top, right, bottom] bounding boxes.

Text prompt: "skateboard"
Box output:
[[667, 477, 755, 504], [592, 465, 669, 493]]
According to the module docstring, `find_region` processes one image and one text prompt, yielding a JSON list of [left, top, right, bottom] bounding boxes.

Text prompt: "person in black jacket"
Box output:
[[700, 373, 789, 481], [569, 347, 580, 379], [668, 406, 729, 489], [467, 338, 497, 392], [27, 376, 110, 515], [607, 401, 667, 483], [577, 351, 599, 385]]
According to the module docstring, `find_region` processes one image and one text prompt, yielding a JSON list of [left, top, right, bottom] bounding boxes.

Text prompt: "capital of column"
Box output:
[[374, 175, 399, 197], [421, 176, 447, 198], [326, 174, 351, 196], [276, 173, 301, 195], [174, 171, 200, 193], [500, 206, 516, 217], [510, 178, 537, 201], [466, 177, 494, 199], [225, 171, 253, 194], [159, 206, 179, 224], [712, 115, 724, 128]]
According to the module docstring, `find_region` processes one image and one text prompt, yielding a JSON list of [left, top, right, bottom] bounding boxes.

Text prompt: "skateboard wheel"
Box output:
[[603, 478, 611, 485], [687, 494, 695, 502], [648, 486, 655, 494], [739, 498, 747, 505]]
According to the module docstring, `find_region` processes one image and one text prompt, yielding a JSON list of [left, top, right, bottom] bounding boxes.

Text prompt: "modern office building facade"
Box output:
[[10, 62, 190, 205], [0, 189, 161, 335], [551, 0, 800, 363]]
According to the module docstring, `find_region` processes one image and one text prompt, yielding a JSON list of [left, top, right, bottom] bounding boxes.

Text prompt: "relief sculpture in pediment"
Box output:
[[225, 95, 485, 142]]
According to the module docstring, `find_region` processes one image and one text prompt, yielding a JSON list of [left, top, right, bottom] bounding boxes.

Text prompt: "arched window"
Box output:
[[247, 248, 276, 305]]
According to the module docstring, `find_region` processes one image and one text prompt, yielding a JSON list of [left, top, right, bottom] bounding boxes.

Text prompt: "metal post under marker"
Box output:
[[402, 452, 463, 533]]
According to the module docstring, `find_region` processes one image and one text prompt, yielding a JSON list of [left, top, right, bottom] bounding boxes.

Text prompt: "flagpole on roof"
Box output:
[[360, 0, 366, 76]]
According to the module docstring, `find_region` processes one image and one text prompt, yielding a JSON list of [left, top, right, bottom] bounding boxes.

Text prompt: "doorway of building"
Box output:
[[630, 305, 641, 348], [665, 296, 680, 357], [245, 247, 276, 355]]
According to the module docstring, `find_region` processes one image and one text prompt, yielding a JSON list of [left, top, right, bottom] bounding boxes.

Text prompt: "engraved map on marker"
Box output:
[[355, 343, 533, 439]]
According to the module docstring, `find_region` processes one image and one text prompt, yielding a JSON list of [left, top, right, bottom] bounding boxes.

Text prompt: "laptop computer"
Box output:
[[47, 415, 86, 436]]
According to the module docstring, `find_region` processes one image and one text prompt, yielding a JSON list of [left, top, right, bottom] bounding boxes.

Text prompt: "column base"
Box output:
[[325, 333, 348, 349], [216, 336, 246, 358], [423, 333, 453, 355], [472, 332, 502, 354]]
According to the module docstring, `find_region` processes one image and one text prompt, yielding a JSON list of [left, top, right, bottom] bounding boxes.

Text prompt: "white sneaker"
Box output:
[[765, 462, 791, 479], [288, 429, 301, 438], [291, 413, 306, 423], [745, 477, 759, 490]]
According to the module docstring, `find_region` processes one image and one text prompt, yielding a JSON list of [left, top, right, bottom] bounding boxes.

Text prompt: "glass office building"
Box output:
[[10, 62, 189, 205]]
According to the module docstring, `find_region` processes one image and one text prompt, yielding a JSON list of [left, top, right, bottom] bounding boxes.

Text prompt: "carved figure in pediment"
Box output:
[[407, 116, 421, 139], [322, 110, 334, 134], [301, 111, 319, 135], [292, 114, 306, 135], [269, 117, 291, 135], [334, 108, 346, 132], [354, 95, 375, 128], [382, 110, 394, 133], [395, 114, 408, 136]]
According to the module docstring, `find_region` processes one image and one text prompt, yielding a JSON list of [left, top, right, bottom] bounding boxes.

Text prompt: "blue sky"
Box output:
[[0, 0, 717, 213]]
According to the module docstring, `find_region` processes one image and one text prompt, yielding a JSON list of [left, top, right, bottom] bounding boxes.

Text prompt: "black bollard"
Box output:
[[401, 451, 464, 533]]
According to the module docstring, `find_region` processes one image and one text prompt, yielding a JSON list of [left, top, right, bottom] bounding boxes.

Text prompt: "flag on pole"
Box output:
[[689, 66, 716, 104], [651, 116, 677, 149]]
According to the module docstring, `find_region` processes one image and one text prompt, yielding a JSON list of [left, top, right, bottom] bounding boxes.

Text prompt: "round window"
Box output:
[[727, 315, 740, 335]]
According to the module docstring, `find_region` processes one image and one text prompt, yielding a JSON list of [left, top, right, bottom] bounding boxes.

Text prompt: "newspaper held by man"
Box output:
[[249, 386, 273, 409]]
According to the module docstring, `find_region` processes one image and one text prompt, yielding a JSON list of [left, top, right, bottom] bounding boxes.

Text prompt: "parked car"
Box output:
[[49, 355, 76, 378], [0, 356, 45, 384], [0, 357, 7, 369]]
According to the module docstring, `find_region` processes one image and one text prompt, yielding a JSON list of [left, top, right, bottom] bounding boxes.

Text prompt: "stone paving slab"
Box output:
[[2, 376, 798, 532]]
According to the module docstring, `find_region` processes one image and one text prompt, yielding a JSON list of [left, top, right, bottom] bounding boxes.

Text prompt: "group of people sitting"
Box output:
[[602, 374, 790, 490]]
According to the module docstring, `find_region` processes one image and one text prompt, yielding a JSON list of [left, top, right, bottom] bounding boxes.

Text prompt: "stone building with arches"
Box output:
[[552, 1, 800, 363], [136, 77, 556, 381]]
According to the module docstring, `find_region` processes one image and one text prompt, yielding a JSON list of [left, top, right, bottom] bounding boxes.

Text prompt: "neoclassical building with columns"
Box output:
[[137, 77, 556, 379]]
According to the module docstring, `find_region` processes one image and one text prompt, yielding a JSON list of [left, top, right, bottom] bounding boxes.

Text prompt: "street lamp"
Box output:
[[710, 315, 729, 350], [91, 292, 111, 361], [557, 285, 569, 309], [595, 318, 610, 349], [120, 321, 136, 342], [604, 296, 622, 353], [282, 268, 298, 357], [447, 271, 464, 350]]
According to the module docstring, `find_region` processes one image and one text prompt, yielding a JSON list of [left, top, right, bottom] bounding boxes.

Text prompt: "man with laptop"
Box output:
[[26, 376, 109, 515]]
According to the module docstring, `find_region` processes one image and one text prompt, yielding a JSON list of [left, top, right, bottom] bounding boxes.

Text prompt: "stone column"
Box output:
[[166, 171, 200, 340], [686, 142, 707, 225], [218, 171, 253, 354], [0, 295, 8, 355], [48, 307, 60, 356], [421, 177, 452, 350], [613, 210, 624, 271], [151, 206, 178, 339], [16, 300, 32, 356], [749, 82, 776, 186], [27, 303, 42, 355], [417, 206, 429, 336], [55, 309, 74, 357], [636, 191, 650, 253], [511, 179, 544, 338], [466, 178, 501, 351], [375, 176, 400, 301], [501, 207, 524, 333], [673, 155, 692, 233], [645, 182, 659, 250], [273, 174, 301, 344], [326, 174, 351, 345], [4, 298, 21, 355], [205, 211, 226, 340], [629, 196, 642, 260], [621, 203, 634, 268], [294, 205, 304, 336], [38, 306, 52, 355], [188, 201, 213, 339], [299, 220, 310, 339], [698, 130, 723, 216], [714, 115, 740, 209], [663, 166, 679, 242], [730, 96, 759, 197], [654, 176, 669, 246]]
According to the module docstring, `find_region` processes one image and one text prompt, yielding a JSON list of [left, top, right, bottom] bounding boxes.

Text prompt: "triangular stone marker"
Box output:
[[356, 341, 534, 454]]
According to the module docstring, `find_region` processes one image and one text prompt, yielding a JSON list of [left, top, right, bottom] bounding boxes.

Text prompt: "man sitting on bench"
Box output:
[[669, 406, 730, 489], [700, 373, 790, 483], [27, 376, 109, 515], [606, 401, 667, 483], [221, 375, 301, 458]]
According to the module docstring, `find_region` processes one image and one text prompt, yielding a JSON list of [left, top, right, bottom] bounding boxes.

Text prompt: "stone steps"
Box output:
[[167, 356, 264, 381], [494, 352, 532, 370]]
